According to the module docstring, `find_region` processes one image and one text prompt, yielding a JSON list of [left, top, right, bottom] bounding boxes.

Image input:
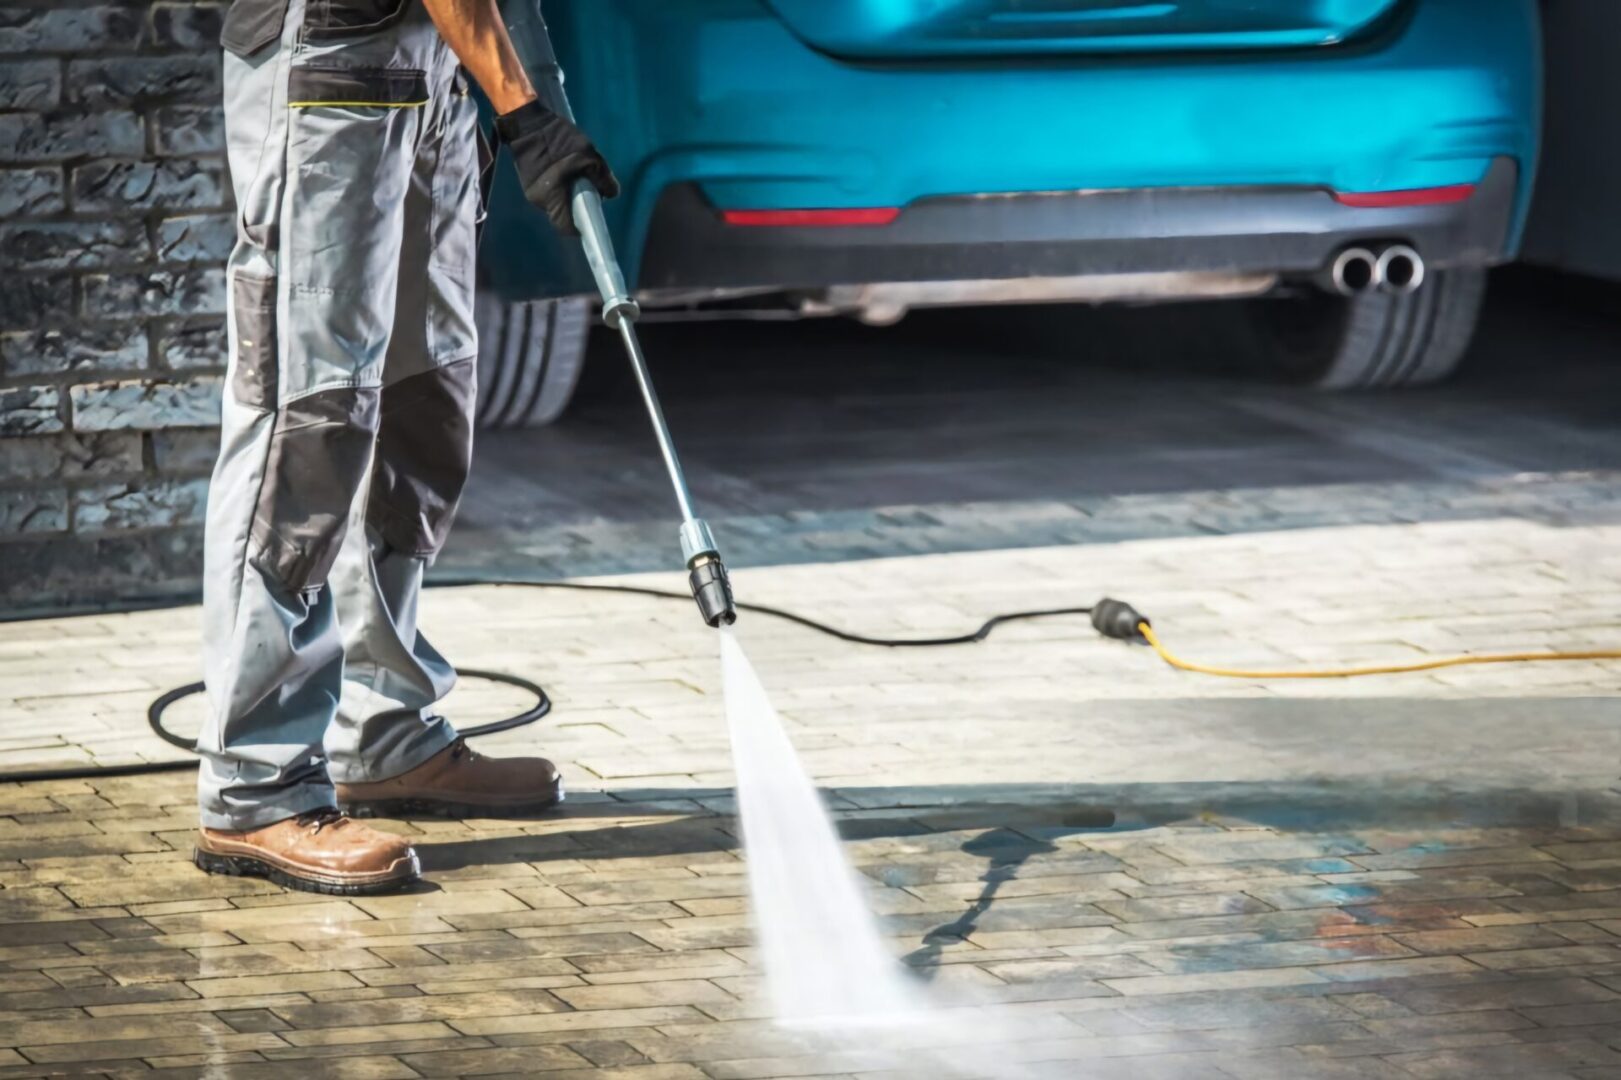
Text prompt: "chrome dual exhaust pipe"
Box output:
[[1376, 244, 1424, 295], [1326, 244, 1425, 297], [1329, 248, 1378, 296]]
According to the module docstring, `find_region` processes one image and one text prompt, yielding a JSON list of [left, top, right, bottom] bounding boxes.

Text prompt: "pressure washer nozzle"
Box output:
[[688, 555, 737, 628], [1091, 598, 1150, 642]]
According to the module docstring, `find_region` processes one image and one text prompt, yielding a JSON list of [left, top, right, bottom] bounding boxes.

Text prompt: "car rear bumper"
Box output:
[[479, 0, 1539, 303], [638, 157, 1518, 295]]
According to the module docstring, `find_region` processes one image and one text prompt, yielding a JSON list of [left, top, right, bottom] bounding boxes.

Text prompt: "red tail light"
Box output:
[[720, 207, 901, 227], [1333, 184, 1476, 208]]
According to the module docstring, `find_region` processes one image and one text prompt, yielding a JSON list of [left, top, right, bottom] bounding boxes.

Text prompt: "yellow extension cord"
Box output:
[[1136, 621, 1621, 680]]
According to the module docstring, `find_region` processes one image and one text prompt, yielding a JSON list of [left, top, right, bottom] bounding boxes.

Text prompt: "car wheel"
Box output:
[[1246, 267, 1487, 389], [473, 295, 593, 429]]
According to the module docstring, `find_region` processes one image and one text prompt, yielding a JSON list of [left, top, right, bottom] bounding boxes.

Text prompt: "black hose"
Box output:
[[1, 668, 551, 785], [147, 681, 207, 751], [432, 578, 1093, 647], [2, 579, 1091, 784], [3, 759, 198, 783]]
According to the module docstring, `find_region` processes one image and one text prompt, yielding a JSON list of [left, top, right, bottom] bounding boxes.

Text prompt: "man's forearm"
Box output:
[[421, 0, 536, 115], [431, 0, 618, 235]]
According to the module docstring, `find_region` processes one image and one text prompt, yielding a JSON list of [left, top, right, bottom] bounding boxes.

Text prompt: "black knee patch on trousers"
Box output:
[[367, 357, 475, 558], [250, 386, 382, 593]]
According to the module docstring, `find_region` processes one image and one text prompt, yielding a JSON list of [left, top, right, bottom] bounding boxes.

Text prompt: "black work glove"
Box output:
[[495, 100, 619, 236]]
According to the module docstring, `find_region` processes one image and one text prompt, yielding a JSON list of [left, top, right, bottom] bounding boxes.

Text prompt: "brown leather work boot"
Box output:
[[335, 738, 563, 819], [194, 808, 420, 896]]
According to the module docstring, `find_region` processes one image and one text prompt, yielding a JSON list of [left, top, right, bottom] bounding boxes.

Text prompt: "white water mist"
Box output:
[[720, 626, 923, 1025], [717, 628, 1064, 1079]]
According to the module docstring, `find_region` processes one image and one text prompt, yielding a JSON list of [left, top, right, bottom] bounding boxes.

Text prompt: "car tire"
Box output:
[[1246, 267, 1488, 389], [473, 294, 593, 429]]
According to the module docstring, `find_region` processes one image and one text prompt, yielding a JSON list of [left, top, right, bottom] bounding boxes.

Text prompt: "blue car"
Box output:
[[475, 0, 1541, 427]]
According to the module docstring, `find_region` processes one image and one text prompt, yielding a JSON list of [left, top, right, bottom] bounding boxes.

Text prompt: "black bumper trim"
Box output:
[[638, 158, 1518, 292]]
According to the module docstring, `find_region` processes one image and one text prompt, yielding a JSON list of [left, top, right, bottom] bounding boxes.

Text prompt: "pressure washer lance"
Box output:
[[569, 187, 736, 627], [527, 29, 735, 628]]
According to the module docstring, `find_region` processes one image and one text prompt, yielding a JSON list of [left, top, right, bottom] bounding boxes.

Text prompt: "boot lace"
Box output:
[[448, 737, 481, 764], [294, 807, 347, 834]]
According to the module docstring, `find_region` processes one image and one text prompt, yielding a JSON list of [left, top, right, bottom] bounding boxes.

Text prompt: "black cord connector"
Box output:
[[1090, 598, 1150, 643]]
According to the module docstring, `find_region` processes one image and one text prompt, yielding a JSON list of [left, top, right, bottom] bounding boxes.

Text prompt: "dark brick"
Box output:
[[2, 326, 149, 376], [0, 111, 144, 163], [155, 213, 235, 263], [68, 55, 220, 106], [0, 528, 204, 609], [69, 376, 221, 431], [0, 385, 64, 436], [0, 57, 60, 109], [0, 432, 144, 482], [149, 429, 218, 474], [0, 168, 65, 217], [82, 267, 226, 319], [147, 2, 226, 50], [0, 2, 243, 601], [0, 220, 150, 271], [74, 477, 209, 533], [0, 488, 69, 538], [155, 319, 226, 370], [0, 6, 143, 53], [0, 274, 74, 330], [215, 1008, 292, 1035], [72, 158, 225, 212], [152, 105, 224, 156]]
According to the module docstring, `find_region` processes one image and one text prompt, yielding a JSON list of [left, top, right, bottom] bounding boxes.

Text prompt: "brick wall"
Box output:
[[0, 1, 229, 613]]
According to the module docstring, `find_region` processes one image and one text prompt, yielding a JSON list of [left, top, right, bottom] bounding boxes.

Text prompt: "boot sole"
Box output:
[[193, 847, 421, 896], [341, 788, 563, 821]]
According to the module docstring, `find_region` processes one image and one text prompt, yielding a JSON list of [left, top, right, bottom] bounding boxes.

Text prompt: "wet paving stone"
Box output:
[[8, 460, 1621, 1073]]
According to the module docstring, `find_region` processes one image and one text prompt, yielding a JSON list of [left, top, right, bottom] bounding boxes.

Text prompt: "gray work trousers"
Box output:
[[200, 0, 481, 830]]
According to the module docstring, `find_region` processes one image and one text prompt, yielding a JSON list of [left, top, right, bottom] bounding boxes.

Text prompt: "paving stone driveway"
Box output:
[[4, 505, 1621, 1078], [3, 271, 1620, 1076]]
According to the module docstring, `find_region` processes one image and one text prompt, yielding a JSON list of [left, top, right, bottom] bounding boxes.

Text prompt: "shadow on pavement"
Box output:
[[900, 826, 1062, 977], [415, 778, 1621, 875]]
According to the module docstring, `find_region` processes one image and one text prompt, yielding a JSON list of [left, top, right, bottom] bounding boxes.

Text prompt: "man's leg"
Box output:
[[324, 43, 475, 786], [328, 57, 561, 817], [200, 7, 351, 832], [325, 527, 461, 781], [196, 0, 434, 889]]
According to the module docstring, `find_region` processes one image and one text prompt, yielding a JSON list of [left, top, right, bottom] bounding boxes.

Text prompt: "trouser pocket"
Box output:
[[288, 65, 430, 109], [302, 0, 412, 39], [221, 0, 290, 57], [230, 274, 279, 411]]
